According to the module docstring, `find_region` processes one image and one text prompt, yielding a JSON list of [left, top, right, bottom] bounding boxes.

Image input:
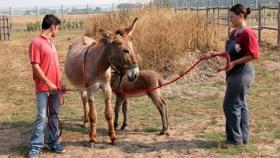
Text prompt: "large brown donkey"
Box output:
[[111, 70, 169, 135], [64, 18, 139, 146]]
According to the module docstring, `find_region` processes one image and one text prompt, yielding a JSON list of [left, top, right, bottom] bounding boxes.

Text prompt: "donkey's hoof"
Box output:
[[83, 122, 89, 128], [114, 123, 119, 129], [159, 130, 169, 136], [165, 132, 170, 136], [89, 142, 96, 148], [109, 133, 117, 143], [120, 124, 127, 130], [110, 135, 117, 142], [111, 141, 116, 145]]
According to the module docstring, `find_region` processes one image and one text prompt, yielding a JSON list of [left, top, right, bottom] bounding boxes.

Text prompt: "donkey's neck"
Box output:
[[85, 41, 111, 80], [101, 44, 111, 70], [97, 42, 111, 71]]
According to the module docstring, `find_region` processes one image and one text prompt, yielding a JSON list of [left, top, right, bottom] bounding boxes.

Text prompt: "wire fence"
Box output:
[[0, 4, 115, 32], [176, 2, 280, 43]]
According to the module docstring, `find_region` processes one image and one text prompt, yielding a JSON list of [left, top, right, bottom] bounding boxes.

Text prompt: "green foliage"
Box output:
[[26, 21, 41, 31]]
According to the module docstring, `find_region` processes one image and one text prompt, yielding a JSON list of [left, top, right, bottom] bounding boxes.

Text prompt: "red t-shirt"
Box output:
[[230, 27, 259, 59], [28, 35, 61, 93]]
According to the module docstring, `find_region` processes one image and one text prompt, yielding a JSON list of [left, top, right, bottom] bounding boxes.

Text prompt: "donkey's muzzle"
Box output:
[[127, 66, 139, 82]]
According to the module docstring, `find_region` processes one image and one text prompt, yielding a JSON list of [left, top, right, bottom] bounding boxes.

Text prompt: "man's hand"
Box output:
[[32, 63, 58, 92], [47, 82, 58, 92]]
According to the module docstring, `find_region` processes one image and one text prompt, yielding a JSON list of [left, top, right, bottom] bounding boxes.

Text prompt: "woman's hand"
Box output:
[[205, 51, 226, 58], [225, 62, 235, 71], [205, 51, 216, 58]]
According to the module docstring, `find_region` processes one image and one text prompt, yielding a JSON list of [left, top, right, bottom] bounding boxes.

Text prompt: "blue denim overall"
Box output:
[[223, 30, 255, 144]]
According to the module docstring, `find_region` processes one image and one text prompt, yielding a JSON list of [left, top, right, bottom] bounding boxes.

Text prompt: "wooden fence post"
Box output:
[[6, 16, 10, 40], [61, 4, 64, 27], [263, 6, 266, 26], [206, 7, 209, 20], [0, 16, 2, 41], [213, 8, 215, 23], [0, 16, 11, 41], [258, 3, 262, 43], [9, 7, 12, 32], [278, 1, 280, 44], [217, 7, 220, 25], [36, 6, 38, 24], [3, 16, 6, 40]]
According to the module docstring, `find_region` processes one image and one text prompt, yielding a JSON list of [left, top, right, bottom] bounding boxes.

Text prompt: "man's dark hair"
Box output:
[[230, 4, 251, 19], [42, 14, 61, 30]]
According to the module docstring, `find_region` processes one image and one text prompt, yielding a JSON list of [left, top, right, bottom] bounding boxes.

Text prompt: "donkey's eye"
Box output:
[[123, 50, 129, 54]]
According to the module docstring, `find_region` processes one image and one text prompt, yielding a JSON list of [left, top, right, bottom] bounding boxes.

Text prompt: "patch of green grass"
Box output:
[[197, 140, 219, 149], [200, 131, 259, 157], [200, 95, 223, 110], [143, 125, 161, 133], [200, 131, 225, 141], [256, 119, 277, 131], [10, 144, 29, 158], [216, 144, 259, 157], [273, 129, 280, 139], [212, 79, 225, 87], [208, 116, 218, 126]]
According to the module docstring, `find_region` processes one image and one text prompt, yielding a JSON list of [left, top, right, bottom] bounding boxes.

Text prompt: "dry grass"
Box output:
[[85, 7, 224, 75]]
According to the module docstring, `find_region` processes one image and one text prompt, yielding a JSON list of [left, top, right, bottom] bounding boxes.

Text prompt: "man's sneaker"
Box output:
[[28, 150, 40, 158], [47, 144, 65, 153]]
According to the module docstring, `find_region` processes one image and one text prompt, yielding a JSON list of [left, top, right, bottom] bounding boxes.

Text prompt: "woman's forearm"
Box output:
[[232, 55, 254, 66]]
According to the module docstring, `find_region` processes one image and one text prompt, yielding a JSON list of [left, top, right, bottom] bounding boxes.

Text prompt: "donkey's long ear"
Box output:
[[99, 28, 111, 42], [124, 17, 138, 36]]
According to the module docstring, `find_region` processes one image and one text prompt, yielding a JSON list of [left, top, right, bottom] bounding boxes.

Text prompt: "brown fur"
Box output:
[[64, 18, 139, 145], [111, 70, 169, 135]]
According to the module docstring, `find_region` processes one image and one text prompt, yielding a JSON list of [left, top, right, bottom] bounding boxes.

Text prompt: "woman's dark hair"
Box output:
[[42, 14, 61, 30], [230, 4, 251, 19]]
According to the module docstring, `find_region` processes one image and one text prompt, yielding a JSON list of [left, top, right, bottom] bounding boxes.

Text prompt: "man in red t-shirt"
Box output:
[[28, 14, 65, 158]]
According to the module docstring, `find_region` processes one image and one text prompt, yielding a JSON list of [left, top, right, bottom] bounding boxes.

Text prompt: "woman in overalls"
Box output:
[[207, 4, 259, 148]]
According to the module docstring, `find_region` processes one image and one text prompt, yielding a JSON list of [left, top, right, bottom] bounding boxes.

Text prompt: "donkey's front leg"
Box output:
[[80, 91, 89, 128], [102, 83, 117, 144], [114, 96, 125, 129], [87, 88, 98, 146], [121, 100, 128, 130]]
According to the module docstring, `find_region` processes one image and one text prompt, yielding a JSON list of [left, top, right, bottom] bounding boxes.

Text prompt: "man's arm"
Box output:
[[32, 63, 57, 92]]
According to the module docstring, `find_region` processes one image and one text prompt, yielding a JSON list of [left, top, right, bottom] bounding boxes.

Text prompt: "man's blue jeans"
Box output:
[[29, 92, 61, 153]]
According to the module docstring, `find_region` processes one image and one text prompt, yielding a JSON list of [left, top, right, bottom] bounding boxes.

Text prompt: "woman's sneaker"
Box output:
[[47, 144, 65, 153]]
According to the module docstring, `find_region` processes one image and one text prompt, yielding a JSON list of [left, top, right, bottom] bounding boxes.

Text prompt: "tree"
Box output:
[[24, 10, 32, 15], [94, 7, 102, 12], [153, 0, 171, 7], [117, 3, 138, 10]]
